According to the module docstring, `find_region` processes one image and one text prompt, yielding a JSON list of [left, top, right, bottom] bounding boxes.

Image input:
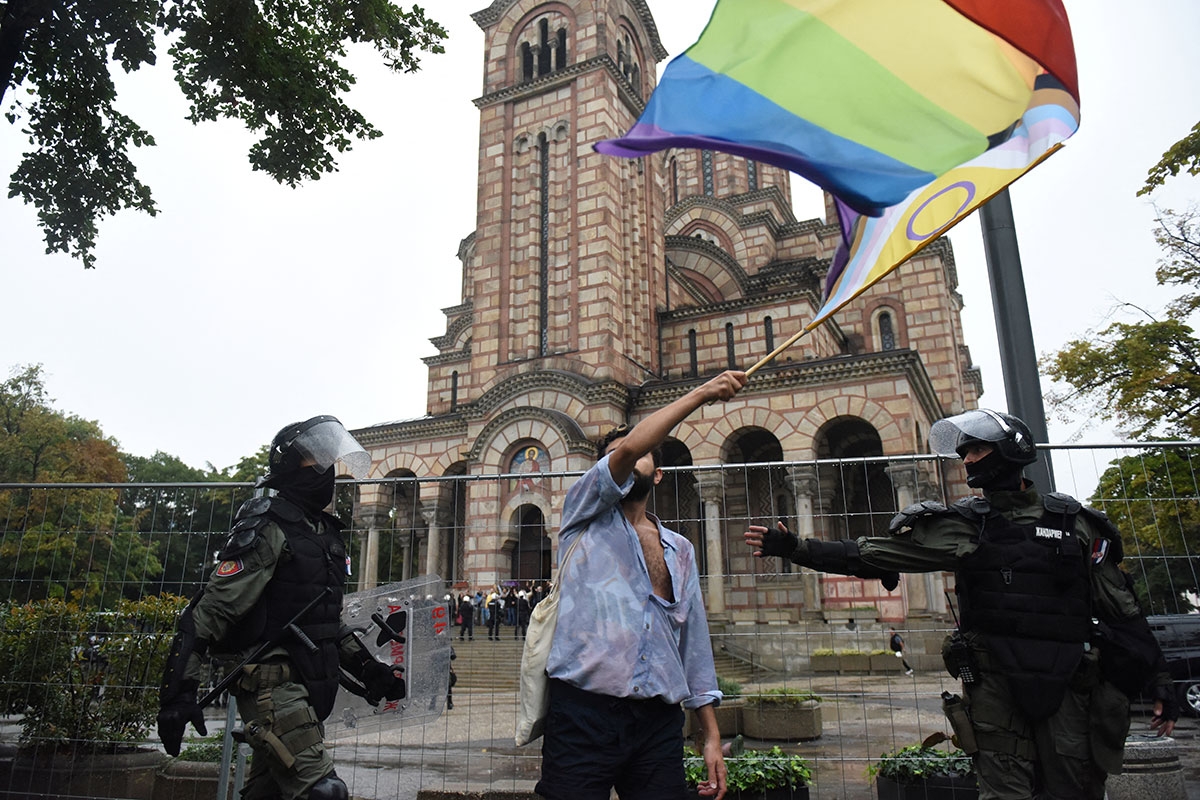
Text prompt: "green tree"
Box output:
[[1091, 448, 1200, 615], [1043, 208, 1200, 438], [1, 0, 446, 268], [1140, 121, 1200, 196]]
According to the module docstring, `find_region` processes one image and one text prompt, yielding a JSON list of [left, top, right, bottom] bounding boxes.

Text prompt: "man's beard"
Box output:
[[626, 469, 655, 502]]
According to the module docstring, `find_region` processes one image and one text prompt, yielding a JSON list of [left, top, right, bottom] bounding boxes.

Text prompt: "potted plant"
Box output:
[[0, 594, 187, 799], [837, 648, 872, 673], [869, 733, 977, 800], [742, 687, 822, 741], [685, 741, 812, 799], [154, 732, 235, 800], [684, 676, 746, 738], [809, 648, 838, 672], [869, 648, 906, 673]]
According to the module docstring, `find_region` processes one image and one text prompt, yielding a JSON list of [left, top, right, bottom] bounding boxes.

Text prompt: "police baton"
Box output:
[[198, 586, 333, 709]]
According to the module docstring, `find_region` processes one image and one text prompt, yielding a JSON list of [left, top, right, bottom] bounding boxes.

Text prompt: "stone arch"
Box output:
[[500, 498, 553, 581], [470, 406, 589, 471], [665, 196, 754, 265], [664, 236, 747, 302], [503, 2, 576, 86], [813, 416, 896, 540], [795, 397, 905, 458]]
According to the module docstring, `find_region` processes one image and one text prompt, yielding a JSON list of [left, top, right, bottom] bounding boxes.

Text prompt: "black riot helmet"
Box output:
[[929, 409, 1036, 489], [258, 415, 370, 490]]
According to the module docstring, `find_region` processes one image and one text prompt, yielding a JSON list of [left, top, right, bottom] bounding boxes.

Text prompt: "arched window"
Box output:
[[688, 329, 698, 377], [878, 311, 896, 350]]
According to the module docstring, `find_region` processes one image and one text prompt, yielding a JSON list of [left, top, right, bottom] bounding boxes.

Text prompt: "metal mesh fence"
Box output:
[[0, 443, 1196, 799]]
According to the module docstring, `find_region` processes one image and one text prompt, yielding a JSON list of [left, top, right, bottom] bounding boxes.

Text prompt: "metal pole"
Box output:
[[978, 188, 1056, 491]]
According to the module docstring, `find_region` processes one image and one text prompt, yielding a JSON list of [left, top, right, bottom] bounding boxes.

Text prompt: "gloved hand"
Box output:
[[1150, 682, 1179, 736], [157, 684, 207, 757], [362, 659, 405, 704], [746, 521, 800, 559], [879, 572, 900, 592]]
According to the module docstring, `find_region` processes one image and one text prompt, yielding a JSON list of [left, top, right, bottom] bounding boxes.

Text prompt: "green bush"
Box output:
[[0, 594, 188, 752], [750, 686, 821, 707], [176, 731, 226, 763], [685, 744, 812, 791], [717, 676, 743, 699], [868, 733, 973, 783]]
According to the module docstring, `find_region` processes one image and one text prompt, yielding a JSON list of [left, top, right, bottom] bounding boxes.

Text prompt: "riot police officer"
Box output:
[[157, 416, 403, 800], [744, 409, 1178, 800]]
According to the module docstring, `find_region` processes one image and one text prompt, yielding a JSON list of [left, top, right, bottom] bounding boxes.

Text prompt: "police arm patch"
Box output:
[[216, 559, 244, 577], [1091, 538, 1111, 566]]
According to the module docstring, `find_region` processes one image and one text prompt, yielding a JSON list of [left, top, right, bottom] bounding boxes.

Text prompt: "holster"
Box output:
[[941, 692, 979, 755]]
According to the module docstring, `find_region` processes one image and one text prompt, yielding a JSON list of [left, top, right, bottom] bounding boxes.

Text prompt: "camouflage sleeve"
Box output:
[[856, 513, 976, 572], [184, 522, 285, 681]]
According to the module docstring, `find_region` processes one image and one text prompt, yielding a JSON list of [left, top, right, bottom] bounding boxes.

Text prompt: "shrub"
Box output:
[[717, 676, 743, 699], [685, 744, 812, 791], [868, 733, 974, 783], [750, 686, 821, 707], [0, 594, 188, 752]]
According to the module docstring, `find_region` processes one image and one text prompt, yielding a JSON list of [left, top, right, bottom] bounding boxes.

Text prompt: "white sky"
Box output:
[[1, 0, 1198, 475]]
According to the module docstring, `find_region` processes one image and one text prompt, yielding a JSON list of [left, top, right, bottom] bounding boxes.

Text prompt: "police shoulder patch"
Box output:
[[215, 559, 244, 577], [235, 496, 272, 521]]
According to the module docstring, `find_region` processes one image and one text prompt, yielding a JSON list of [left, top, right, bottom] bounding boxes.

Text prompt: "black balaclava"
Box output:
[[964, 448, 1023, 491], [280, 466, 336, 514]]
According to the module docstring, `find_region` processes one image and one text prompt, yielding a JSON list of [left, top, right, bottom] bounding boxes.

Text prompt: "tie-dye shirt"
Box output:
[[546, 454, 721, 709]]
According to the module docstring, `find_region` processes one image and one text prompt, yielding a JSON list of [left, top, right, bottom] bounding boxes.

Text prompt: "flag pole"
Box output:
[[745, 327, 813, 378], [978, 188, 1056, 491]]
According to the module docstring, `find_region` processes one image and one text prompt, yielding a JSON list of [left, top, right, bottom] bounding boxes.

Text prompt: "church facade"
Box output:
[[351, 0, 982, 625]]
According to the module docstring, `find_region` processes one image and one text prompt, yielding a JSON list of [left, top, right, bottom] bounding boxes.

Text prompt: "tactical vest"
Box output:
[[215, 497, 347, 719], [954, 492, 1091, 720]]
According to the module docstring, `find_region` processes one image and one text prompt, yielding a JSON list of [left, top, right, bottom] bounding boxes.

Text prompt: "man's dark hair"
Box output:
[[596, 425, 663, 468]]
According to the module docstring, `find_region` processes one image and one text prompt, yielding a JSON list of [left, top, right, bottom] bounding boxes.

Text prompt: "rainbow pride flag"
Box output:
[[597, 0, 1078, 216]]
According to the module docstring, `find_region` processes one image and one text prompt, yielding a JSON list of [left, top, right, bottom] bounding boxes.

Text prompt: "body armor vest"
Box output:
[[955, 492, 1091, 720], [215, 497, 346, 719]]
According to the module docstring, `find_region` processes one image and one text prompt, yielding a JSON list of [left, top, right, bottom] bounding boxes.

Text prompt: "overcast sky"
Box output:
[[1, 0, 1198, 478]]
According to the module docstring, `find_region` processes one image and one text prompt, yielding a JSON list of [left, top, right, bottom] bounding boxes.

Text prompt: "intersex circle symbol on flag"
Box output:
[[906, 181, 977, 242]]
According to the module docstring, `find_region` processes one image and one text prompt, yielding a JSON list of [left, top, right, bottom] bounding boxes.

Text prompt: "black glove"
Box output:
[[361, 659, 405, 704], [758, 523, 800, 559], [1151, 682, 1180, 724], [879, 572, 900, 592], [157, 684, 207, 757]]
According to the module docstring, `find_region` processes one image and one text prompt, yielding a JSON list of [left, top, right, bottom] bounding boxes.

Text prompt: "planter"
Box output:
[[742, 701, 822, 741], [691, 788, 809, 800], [810, 653, 839, 672], [875, 773, 979, 799], [153, 758, 235, 800], [871, 654, 905, 673], [2, 747, 167, 800], [714, 699, 744, 736], [838, 654, 872, 673]]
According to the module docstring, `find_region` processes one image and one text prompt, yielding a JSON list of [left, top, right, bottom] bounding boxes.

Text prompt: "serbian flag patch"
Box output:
[[1091, 538, 1110, 566], [216, 559, 244, 577]]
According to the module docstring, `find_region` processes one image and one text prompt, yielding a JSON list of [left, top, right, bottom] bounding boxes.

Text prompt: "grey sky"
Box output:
[[1, 0, 1197, 476]]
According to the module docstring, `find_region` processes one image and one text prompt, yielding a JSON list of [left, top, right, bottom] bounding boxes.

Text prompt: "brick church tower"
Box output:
[[352, 0, 982, 625]]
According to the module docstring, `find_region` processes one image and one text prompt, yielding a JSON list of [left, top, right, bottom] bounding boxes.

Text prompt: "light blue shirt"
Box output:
[[546, 454, 722, 709]]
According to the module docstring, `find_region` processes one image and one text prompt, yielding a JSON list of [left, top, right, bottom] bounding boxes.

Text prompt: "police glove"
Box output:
[[157, 682, 207, 757], [759, 523, 801, 559], [362, 659, 406, 704], [1151, 682, 1180, 725]]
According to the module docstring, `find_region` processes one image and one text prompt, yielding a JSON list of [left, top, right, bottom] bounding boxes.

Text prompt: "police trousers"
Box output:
[[232, 661, 334, 800], [964, 664, 1129, 800]]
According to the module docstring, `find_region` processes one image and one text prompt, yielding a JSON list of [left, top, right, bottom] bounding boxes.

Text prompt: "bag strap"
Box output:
[[548, 533, 584, 595]]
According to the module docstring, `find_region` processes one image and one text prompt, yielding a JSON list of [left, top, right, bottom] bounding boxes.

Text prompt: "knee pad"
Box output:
[[306, 773, 348, 800]]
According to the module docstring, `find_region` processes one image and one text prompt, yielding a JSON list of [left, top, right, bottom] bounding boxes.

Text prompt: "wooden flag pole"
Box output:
[[744, 326, 813, 378]]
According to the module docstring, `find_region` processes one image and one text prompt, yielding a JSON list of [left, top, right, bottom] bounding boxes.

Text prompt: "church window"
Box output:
[[764, 316, 775, 352], [688, 329, 698, 377], [522, 17, 569, 82], [521, 42, 533, 82], [725, 323, 736, 369], [538, 19, 552, 74], [617, 31, 642, 97], [556, 28, 568, 70], [878, 310, 896, 350], [670, 157, 678, 206], [538, 132, 551, 356], [748, 160, 758, 191], [702, 150, 714, 195], [450, 371, 459, 412]]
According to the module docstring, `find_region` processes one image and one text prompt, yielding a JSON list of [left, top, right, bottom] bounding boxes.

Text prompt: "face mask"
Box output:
[[281, 465, 336, 513], [964, 450, 1022, 491]]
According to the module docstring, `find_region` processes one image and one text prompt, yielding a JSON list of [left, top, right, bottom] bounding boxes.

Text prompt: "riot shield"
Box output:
[[325, 574, 453, 736]]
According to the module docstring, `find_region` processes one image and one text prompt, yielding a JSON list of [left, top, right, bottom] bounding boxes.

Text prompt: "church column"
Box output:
[[694, 473, 727, 615], [885, 463, 933, 616], [787, 466, 823, 619], [423, 505, 442, 580], [356, 503, 389, 592]]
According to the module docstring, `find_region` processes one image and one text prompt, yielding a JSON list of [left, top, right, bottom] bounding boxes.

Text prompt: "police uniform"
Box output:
[[189, 496, 347, 800], [158, 416, 399, 800], [871, 485, 1162, 798]]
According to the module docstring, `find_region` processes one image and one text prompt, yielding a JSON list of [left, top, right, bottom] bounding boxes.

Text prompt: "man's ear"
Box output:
[[653, 467, 664, 485]]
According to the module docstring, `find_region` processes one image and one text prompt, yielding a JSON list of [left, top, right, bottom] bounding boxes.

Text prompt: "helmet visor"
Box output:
[[291, 419, 371, 478], [928, 409, 1013, 457]]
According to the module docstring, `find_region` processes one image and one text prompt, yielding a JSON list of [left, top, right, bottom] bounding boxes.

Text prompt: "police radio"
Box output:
[[943, 591, 978, 685]]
